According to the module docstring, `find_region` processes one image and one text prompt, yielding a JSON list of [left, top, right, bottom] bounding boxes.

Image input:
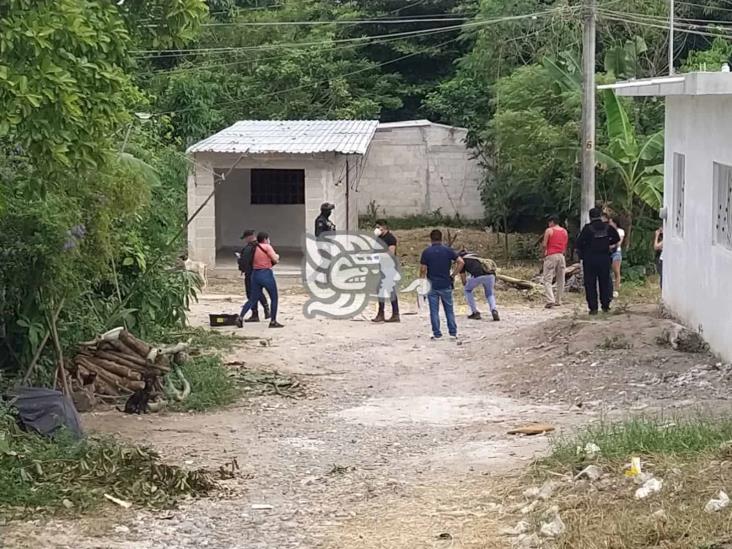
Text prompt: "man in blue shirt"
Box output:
[[419, 229, 464, 339]]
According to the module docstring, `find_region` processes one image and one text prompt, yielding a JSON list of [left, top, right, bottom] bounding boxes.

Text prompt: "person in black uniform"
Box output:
[[315, 203, 336, 237], [372, 220, 400, 323], [575, 207, 620, 315]]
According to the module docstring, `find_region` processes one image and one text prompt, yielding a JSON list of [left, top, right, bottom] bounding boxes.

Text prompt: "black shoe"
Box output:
[[385, 314, 401, 323], [269, 321, 284, 328], [467, 312, 482, 320], [235, 316, 243, 328], [244, 314, 260, 323], [491, 309, 500, 322], [589, 310, 599, 316], [372, 313, 385, 323], [602, 307, 611, 313]]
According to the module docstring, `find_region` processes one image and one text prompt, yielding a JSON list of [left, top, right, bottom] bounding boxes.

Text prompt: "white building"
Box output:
[[186, 120, 377, 274], [357, 120, 484, 220], [186, 119, 483, 275], [603, 72, 732, 361]]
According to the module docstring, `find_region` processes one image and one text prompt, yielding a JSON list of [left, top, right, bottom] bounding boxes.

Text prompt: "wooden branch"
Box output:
[[85, 356, 142, 381], [496, 273, 540, 290], [22, 298, 65, 385], [76, 357, 143, 393], [119, 330, 151, 358]]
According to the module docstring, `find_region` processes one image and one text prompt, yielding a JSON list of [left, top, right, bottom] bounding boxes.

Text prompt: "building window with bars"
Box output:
[[673, 153, 685, 238], [714, 162, 732, 251], [250, 169, 305, 205]]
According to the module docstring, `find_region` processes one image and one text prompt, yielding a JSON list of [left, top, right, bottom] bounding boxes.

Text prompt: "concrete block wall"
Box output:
[[187, 158, 216, 266], [357, 123, 484, 220]]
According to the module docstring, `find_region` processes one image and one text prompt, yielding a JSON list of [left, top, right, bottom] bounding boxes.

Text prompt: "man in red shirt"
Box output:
[[542, 215, 568, 309]]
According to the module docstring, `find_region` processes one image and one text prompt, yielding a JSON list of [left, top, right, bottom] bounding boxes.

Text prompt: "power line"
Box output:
[[600, 11, 732, 41], [131, 9, 573, 58], [138, 23, 480, 78], [192, 17, 473, 27], [675, 2, 732, 15]]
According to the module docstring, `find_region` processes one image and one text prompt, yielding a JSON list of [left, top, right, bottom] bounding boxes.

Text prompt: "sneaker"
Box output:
[[372, 313, 385, 323], [385, 314, 401, 323], [491, 309, 500, 322], [467, 312, 482, 320], [430, 335, 443, 341], [449, 335, 458, 341], [244, 315, 260, 323], [602, 307, 610, 314], [589, 310, 599, 316], [613, 291, 619, 299], [269, 321, 284, 328], [545, 303, 555, 309], [235, 316, 243, 328]]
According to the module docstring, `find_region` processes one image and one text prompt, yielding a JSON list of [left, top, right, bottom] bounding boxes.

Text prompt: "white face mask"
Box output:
[[374, 228, 382, 237]]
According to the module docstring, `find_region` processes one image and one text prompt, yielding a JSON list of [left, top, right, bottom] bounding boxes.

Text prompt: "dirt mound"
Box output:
[[493, 305, 730, 410]]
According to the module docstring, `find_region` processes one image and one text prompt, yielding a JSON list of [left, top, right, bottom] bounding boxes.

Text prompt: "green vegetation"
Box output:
[[549, 416, 732, 468], [173, 355, 239, 412], [0, 408, 216, 513]]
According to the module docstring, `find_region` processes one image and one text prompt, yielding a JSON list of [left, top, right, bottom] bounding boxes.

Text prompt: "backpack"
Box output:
[[463, 253, 497, 275], [237, 243, 256, 274], [588, 223, 612, 254]]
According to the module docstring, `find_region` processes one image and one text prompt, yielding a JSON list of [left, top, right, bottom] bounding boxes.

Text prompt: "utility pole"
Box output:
[[669, 0, 675, 75], [581, 0, 597, 225]]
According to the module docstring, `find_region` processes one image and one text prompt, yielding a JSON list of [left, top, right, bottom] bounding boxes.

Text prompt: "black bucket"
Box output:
[[209, 313, 239, 327]]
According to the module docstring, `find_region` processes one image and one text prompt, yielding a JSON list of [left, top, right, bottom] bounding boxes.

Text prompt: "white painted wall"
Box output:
[[357, 123, 484, 220], [663, 95, 732, 361]]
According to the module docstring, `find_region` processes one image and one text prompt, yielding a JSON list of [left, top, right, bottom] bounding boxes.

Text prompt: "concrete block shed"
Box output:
[[186, 119, 484, 275], [186, 120, 377, 274], [357, 120, 484, 220], [603, 72, 732, 360]]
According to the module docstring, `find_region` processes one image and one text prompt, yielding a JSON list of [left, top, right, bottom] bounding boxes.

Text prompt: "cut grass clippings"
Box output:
[[512, 417, 732, 549], [172, 355, 240, 412], [0, 413, 217, 515]]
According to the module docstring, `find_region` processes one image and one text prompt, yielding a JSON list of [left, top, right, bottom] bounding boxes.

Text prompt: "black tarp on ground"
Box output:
[[5, 387, 83, 439]]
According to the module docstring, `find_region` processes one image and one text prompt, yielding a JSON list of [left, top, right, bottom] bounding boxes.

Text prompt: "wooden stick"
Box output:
[[76, 357, 144, 392], [94, 350, 149, 373], [119, 330, 151, 358], [84, 356, 142, 381], [105, 340, 148, 365], [21, 298, 65, 386], [48, 300, 70, 396]]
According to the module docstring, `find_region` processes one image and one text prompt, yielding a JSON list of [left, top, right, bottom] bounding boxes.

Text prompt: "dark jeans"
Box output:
[[240, 269, 278, 322], [583, 255, 613, 312], [244, 272, 269, 316], [377, 291, 399, 315], [427, 287, 457, 338], [656, 258, 663, 289]]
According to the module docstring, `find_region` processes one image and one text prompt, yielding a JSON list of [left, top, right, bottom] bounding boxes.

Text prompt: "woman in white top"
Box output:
[[609, 218, 625, 298]]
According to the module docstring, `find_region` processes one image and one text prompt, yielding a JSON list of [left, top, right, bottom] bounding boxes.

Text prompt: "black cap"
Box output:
[[320, 202, 335, 211], [589, 207, 603, 220], [241, 229, 255, 239]]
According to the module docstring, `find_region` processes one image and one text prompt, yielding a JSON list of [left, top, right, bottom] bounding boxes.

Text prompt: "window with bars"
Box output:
[[673, 153, 685, 238], [714, 162, 732, 251], [250, 169, 305, 205]]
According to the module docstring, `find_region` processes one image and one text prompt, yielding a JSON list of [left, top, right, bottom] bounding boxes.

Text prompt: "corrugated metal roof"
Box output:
[[187, 120, 379, 155]]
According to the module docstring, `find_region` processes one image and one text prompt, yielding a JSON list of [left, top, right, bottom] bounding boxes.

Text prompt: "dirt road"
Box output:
[[5, 290, 722, 549]]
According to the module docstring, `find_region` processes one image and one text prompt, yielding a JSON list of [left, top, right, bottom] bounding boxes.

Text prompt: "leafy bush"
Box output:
[[0, 407, 216, 513]]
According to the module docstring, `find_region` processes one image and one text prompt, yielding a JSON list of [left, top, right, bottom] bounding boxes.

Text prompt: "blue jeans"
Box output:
[[427, 288, 457, 338], [239, 269, 278, 322], [464, 274, 497, 314]]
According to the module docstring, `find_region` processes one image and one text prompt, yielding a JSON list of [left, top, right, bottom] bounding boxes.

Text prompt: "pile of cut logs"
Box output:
[[68, 328, 188, 411]]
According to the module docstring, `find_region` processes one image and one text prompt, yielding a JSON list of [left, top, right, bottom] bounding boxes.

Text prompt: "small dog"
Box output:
[[118, 376, 154, 415], [183, 258, 208, 290]]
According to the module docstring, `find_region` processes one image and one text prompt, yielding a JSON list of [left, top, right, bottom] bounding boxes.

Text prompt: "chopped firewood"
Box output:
[[119, 331, 151, 359]]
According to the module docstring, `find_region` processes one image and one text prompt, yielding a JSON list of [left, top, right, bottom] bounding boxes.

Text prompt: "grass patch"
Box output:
[[0, 411, 216, 514], [504, 417, 732, 548], [549, 416, 732, 469], [173, 355, 239, 412]]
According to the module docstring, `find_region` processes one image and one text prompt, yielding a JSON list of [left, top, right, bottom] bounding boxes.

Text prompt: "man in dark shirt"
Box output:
[[314, 203, 336, 237], [575, 207, 621, 315], [419, 229, 464, 340], [457, 251, 500, 321], [372, 220, 400, 323], [238, 229, 270, 322]]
